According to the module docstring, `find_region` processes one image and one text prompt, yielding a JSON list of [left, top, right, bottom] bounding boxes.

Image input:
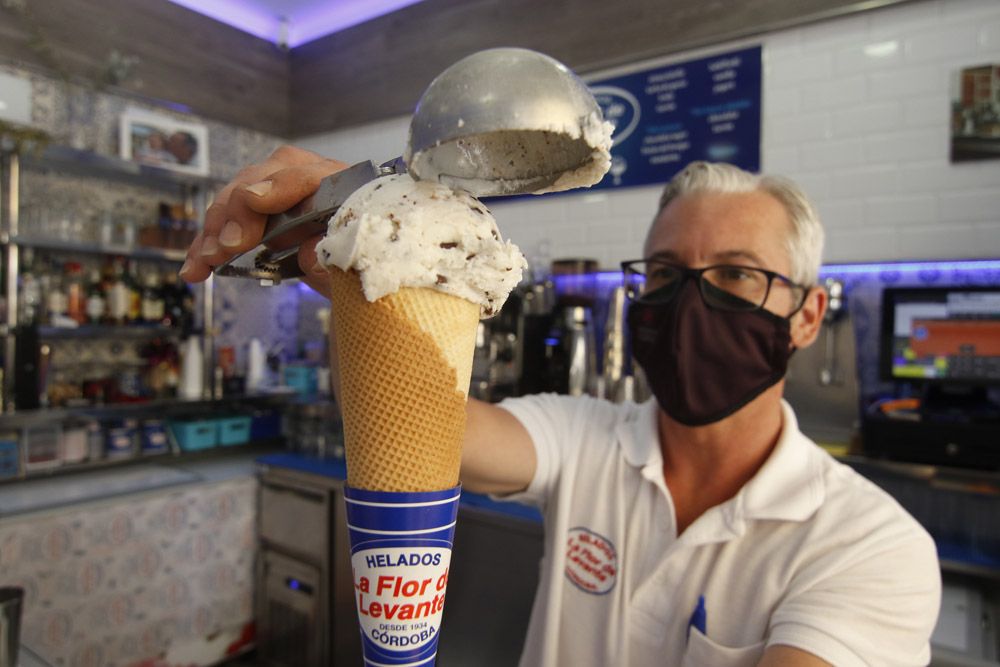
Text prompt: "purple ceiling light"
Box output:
[[165, 0, 426, 48]]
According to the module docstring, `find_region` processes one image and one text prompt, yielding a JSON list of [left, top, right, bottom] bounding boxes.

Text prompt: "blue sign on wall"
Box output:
[[588, 45, 762, 190]]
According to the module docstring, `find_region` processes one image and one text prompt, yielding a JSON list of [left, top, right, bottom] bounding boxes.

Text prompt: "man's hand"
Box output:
[[180, 145, 348, 297]]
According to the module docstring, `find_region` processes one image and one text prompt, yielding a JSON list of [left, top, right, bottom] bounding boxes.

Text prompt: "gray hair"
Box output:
[[655, 161, 825, 286]]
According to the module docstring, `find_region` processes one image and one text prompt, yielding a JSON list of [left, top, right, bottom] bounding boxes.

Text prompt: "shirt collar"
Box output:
[[616, 399, 826, 525], [617, 399, 661, 469], [735, 400, 826, 523]]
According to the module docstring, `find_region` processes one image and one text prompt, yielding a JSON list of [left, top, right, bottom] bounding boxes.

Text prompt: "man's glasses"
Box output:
[[620, 259, 809, 315]]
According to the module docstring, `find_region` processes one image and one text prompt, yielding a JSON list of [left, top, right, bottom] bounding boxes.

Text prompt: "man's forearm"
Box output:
[[459, 398, 537, 495]]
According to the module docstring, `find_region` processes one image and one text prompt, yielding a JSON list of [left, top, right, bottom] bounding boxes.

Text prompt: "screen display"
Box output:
[[881, 287, 1000, 384]]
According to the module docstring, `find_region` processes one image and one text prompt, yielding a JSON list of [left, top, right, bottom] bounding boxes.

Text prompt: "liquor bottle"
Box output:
[[140, 270, 165, 325], [162, 270, 178, 327], [125, 260, 142, 324], [162, 270, 194, 330], [45, 260, 69, 326], [85, 267, 106, 325], [65, 262, 86, 325], [106, 258, 130, 325], [17, 247, 41, 326]]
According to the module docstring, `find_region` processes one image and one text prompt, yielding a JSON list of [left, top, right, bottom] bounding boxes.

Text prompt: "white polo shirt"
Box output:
[[497, 394, 940, 667]]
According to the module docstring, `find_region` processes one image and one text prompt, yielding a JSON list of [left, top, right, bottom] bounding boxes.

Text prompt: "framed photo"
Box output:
[[950, 64, 1000, 162], [119, 107, 210, 175]]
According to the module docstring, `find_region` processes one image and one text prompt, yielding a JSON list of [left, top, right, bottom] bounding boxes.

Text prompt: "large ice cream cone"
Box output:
[[329, 267, 480, 492]]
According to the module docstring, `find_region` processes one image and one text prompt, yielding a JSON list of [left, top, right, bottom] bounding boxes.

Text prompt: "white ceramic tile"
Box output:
[[973, 221, 1000, 254], [824, 226, 898, 262], [762, 145, 800, 173], [868, 0, 942, 39], [830, 165, 902, 198], [835, 41, 905, 75], [586, 220, 633, 245], [868, 65, 945, 100], [866, 194, 939, 225], [800, 75, 869, 112], [798, 13, 870, 53], [563, 191, 611, 222], [789, 172, 832, 201], [831, 101, 902, 137], [896, 222, 980, 259], [939, 189, 1000, 223], [979, 20, 1000, 50], [762, 86, 801, 118], [767, 51, 833, 86], [765, 112, 832, 146], [607, 185, 662, 218], [903, 22, 980, 63], [798, 139, 865, 171], [864, 129, 947, 163], [897, 159, 1000, 193], [901, 95, 947, 128], [942, 0, 1000, 23], [815, 198, 866, 229]]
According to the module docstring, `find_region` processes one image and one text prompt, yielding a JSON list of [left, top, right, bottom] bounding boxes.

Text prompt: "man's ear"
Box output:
[[790, 285, 828, 349]]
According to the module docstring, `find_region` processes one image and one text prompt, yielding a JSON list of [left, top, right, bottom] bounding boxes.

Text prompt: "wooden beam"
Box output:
[[289, 0, 914, 138], [0, 0, 290, 136]]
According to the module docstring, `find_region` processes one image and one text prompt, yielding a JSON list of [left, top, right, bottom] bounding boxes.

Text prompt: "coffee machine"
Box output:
[[510, 259, 647, 402]]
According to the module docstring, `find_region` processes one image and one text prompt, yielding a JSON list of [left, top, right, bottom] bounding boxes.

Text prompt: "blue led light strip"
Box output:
[[549, 259, 1000, 291], [819, 259, 1000, 275]]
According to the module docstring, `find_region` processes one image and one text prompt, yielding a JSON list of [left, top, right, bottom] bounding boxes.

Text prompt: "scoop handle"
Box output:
[[214, 158, 400, 283]]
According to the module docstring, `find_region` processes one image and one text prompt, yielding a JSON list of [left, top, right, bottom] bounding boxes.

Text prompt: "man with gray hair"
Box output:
[[184, 150, 941, 666]]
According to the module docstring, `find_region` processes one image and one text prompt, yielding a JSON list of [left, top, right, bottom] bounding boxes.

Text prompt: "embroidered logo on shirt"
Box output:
[[564, 527, 618, 595]]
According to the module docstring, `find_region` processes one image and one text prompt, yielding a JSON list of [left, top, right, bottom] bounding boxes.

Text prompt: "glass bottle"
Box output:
[[106, 258, 130, 325], [46, 260, 69, 326], [161, 270, 179, 327], [141, 270, 165, 325], [65, 262, 86, 325], [17, 247, 41, 326], [125, 260, 142, 324], [85, 267, 106, 325]]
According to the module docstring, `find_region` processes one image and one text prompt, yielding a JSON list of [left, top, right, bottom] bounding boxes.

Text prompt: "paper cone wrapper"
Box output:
[[329, 268, 480, 492], [345, 485, 459, 666]]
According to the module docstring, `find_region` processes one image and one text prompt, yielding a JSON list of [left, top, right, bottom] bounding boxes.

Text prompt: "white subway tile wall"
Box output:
[[298, 0, 1000, 270]]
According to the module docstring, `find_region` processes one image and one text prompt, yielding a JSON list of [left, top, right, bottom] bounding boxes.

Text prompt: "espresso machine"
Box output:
[[503, 259, 647, 403]]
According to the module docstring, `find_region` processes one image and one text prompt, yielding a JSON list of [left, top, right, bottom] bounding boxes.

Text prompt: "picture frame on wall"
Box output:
[[119, 107, 210, 175], [950, 64, 1000, 162]]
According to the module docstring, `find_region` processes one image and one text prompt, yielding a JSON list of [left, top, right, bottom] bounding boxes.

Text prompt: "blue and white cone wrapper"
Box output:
[[344, 485, 461, 667]]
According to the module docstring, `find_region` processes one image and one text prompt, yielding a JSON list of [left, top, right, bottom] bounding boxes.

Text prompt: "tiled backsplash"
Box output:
[[298, 0, 1000, 271], [1, 477, 256, 667]]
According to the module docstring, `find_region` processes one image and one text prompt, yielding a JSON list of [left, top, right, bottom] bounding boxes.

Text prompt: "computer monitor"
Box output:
[[879, 285, 1000, 387]]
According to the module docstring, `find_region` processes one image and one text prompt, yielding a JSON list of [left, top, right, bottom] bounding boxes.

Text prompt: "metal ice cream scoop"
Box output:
[[214, 47, 605, 283]]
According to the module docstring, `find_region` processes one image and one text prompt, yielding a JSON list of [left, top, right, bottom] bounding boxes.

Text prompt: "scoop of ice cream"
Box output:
[[404, 111, 614, 196], [315, 174, 526, 317]]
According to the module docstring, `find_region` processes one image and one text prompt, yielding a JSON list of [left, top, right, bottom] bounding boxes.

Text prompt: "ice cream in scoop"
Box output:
[[315, 174, 526, 317]]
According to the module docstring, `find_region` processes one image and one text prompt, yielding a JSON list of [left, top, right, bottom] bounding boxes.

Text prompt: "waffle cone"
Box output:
[[329, 268, 480, 492]]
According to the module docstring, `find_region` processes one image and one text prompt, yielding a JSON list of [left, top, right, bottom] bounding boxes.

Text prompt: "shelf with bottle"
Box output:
[[19, 144, 225, 190], [0, 398, 288, 484], [0, 391, 295, 431], [10, 236, 188, 263], [13, 194, 201, 260], [14, 249, 195, 333]]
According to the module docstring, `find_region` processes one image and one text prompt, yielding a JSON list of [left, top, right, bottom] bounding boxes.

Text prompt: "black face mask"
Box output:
[[627, 280, 794, 426]]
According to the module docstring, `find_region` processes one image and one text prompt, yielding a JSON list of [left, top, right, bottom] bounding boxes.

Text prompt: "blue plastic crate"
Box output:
[[284, 365, 318, 396], [217, 416, 251, 446], [168, 419, 218, 451]]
